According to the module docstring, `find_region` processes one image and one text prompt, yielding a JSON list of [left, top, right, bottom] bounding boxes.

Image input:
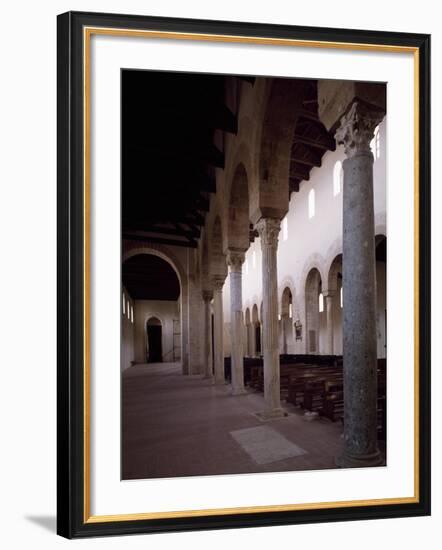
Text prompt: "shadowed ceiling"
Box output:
[[121, 71, 334, 249], [122, 254, 180, 301]]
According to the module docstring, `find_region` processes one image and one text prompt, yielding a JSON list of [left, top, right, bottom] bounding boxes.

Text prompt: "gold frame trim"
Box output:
[[83, 26, 420, 524]]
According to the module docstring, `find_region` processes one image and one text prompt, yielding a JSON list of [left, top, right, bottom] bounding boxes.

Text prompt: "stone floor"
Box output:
[[121, 362, 344, 480]]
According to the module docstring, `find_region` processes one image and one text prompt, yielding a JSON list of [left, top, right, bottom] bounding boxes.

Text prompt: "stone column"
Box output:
[[335, 101, 384, 468], [256, 218, 284, 418], [227, 251, 246, 395], [181, 283, 189, 375], [187, 277, 202, 375], [324, 291, 335, 355], [202, 290, 214, 380], [213, 278, 225, 385]]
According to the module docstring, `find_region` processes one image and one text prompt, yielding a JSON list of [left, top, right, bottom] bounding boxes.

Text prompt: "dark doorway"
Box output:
[[147, 317, 163, 362]]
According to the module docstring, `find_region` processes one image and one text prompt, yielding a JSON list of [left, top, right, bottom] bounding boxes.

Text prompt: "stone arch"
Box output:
[[254, 78, 306, 221], [299, 253, 327, 294], [278, 276, 296, 314], [327, 253, 343, 294], [227, 162, 250, 251], [146, 314, 163, 326], [122, 241, 186, 289], [122, 241, 188, 371], [225, 140, 257, 223], [245, 308, 251, 325], [280, 286, 295, 355], [244, 307, 251, 356], [327, 254, 344, 355], [324, 238, 343, 291], [209, 215, 227, 280], [281, 286, 293, 318]]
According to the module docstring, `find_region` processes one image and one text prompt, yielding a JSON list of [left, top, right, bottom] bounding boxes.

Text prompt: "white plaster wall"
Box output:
[[238, 118, 387, 357], [133, 300, 180, 363]]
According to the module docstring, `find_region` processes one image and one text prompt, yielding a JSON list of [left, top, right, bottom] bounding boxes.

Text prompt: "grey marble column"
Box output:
[[227, 251, 246, 395], [256, 218, 285, 418], [213, 278, 225, 385], [335, 101, 384, 468], [324, 291, 335, 355], [202, 290, 214, 380]]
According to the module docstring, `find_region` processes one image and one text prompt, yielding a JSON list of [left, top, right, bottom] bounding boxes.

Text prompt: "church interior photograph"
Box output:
[[120, 70, 387, 481]]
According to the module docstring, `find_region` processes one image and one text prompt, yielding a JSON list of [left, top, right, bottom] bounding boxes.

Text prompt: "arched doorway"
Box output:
[[305, 268, 323, 354], [244, 308, 251, 356], [146, 317, 163, 362], [281, 287, 294, 354], [327, 254, 343, 355], [122, 252, 181, 365]]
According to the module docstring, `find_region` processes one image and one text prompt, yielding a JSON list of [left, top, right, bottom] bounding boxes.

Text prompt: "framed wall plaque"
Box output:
[[57, 10, 431, 538]]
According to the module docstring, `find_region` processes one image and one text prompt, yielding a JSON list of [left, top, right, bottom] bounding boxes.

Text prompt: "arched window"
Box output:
[[333, 161, 343, 196], [131, 305, 134, 324], [289, 303, 293, 319], [308, 189, 315, 219], [370, 125, 380, 159], [319, 292, 324, 312], [122, 293, 126, 316], [282, 216, 288, 241], [127, 302, 130, 319], [340, 287, 343, 308]]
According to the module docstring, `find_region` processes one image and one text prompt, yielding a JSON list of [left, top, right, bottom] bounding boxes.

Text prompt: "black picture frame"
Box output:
[[57, 10, 431, 539]]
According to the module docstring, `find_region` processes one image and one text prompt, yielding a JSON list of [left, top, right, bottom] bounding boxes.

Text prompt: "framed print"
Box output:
[[57, 11, 431, 538]]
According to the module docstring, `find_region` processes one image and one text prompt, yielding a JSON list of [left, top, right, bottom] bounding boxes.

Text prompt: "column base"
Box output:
[[335, 449, 384, 469], [214, 378, 227, 386], [255, 407, 288, 421], [231, 386, 247, 396]]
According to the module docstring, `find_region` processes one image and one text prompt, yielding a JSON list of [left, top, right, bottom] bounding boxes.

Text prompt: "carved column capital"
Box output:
[[335, 101, 384, 158], [226, 250, 245, 272], [255, 218, 281, 247], [202, 289, 213, 302], [212, 277, 225, 292]]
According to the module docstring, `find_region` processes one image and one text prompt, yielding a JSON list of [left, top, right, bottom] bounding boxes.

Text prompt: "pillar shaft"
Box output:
[[213, 280, 225, 385], [202, 290, 213, 380], [181, 284, 189, 374], [325, 292, 334, 355], [256, 218, 284, 417], [335, 101, 384, 467], [227, 251, 246, 394]]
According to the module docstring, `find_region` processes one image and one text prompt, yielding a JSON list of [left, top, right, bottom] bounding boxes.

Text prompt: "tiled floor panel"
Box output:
[[122, 362, 344, 480]]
